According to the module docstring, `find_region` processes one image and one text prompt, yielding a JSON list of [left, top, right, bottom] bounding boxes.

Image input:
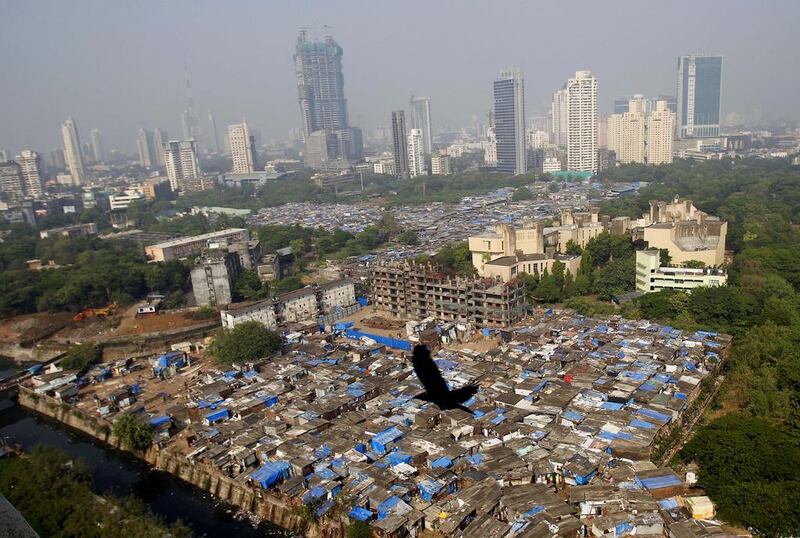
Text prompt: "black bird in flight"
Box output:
[[411, 345, 478, 413]]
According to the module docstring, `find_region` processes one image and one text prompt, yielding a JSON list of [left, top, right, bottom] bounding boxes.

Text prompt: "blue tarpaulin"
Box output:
[[637, 407, 671, 424], [388, 451, 412, 466], [630, 418, 656, 429], [344, 328, 412, 351], [263, 395, 279, 407], [303, 485, 327, 503], [524, 505, 545, 517], [251, 461, 291, 489], [466, 453, 484, 465], [149, 415, 171, 427], [156, 351, 185, 371], [418, 479, 444, 501], [205, 408, 229, 423], [370, 427, 404, 454], [349, 507, 372, 521], [636, 473, 682, 490], [376, 496, 401, 520], [431, 456, 452, 469], [357, 296, 369, 306]]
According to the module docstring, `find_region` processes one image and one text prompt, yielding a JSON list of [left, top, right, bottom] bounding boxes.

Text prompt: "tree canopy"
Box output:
[[208, 320, 282, 365]]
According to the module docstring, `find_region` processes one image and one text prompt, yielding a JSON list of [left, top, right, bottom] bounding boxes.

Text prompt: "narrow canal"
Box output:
[[0, 398, 293, 537]]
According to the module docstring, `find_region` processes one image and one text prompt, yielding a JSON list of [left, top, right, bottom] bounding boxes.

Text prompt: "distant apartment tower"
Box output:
[[228, 119, 257, 173], [677, 54, 723, 138], [294, 31, 362, 166], [90, 129, 105, 163], [608, 98, 674, 165], [15, 150, 43, 198], [153, 129, 167, 166], [391, 110, 410, 179], [137, 128, 158, 168], [407, 128, 425, 178], [614, 95, 677, 115], [646, 101, 675, 165], [493, 69, 526, 175], [566, 71, 598, 173], [207, 113, 221, 154], [410, 96, 433, 155], [0, 161, 25, 202], [164, 140, 201, 192], [608, 96, 646, 164], [551, 87, 569, 147], [431, 150, 451, 175], [61, 117, 85, 185]]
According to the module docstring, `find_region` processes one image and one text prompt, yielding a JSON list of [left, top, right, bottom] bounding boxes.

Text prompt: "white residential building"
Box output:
[[543, 157, 562, 173], [221, 300, 278, 331], [15, 150, 43, 198], [608, 99, 674, 165], [61, 117, 85, 185], [431, 150, 452, 175], [646, 101, 675, 165], [109, 189, 145, 210], [228, 119, 257, 174], [484, 127, 497, 166], [164, 140, 200, 192], [566, 71, 598, 173], [318, 280, 356, 314], [526, 130, 550, 149], [407, 128, 425, 178], [636, 250, 727, 294]]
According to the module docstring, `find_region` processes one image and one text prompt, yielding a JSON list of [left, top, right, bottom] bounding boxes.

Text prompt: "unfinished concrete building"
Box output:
[[190, 248, 243, 307], [372, 260, 526, 328]]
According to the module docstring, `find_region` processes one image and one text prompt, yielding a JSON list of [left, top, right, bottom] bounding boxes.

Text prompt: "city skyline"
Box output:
[[1, 1, 797, 152]]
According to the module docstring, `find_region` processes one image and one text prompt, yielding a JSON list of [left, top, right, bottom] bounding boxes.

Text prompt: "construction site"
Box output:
[[371, 260, 527, 328]]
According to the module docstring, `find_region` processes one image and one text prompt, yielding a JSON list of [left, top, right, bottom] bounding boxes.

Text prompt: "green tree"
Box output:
[[592, 255, 635, 300], [511, 187, 533, 201], [234, 269, 270, 302], [679, 414, 800, 536], [682, 259, 706, 268], [433, 242, 477, 277], [564, 239, 582, 255], [209, 320, 282, 365], [60, 342, 102, 372], [113, 414, 154, 452], [397, 230, 419, 245], [347, 520, 373, 538]]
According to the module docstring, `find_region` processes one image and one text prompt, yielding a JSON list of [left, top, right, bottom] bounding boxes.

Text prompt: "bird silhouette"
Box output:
[[411, 345, 478, 413]]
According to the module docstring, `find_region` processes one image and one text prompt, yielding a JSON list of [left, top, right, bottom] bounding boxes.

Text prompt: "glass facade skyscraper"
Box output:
[[676, 54, 723, 138], [493, 69, 526, 175]]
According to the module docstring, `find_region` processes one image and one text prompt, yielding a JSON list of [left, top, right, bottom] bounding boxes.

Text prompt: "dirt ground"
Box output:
[[0, 312, 74, 344], [114, 304, 214, 336]]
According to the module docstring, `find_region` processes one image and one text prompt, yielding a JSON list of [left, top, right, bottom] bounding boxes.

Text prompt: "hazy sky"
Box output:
[[1, 0, 798, 153]]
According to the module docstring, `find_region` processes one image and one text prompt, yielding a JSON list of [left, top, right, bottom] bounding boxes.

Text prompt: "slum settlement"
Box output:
[[19, 311, 736, 537]]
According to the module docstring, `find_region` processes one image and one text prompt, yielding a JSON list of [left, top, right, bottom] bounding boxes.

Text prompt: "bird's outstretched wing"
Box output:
[[412, 345, 448, 399], [449, 382, 479, 404]]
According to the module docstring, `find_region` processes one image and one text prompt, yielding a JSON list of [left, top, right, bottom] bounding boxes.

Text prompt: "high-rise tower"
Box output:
[[566, 70, 598, 173], [676, 54, 722, 138], [391, 111, 409, 179], [61, 117, 85, 185], [90, 129, 105, 163], [410, 96, 433, 155], [493, 69, 526, 175], [228, 119, 257, 174], [15, 149, 43, 198], [407, 128, 425, 178], [294, 30, 361, 166]]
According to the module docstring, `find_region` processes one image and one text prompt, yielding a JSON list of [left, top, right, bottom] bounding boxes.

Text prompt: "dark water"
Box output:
[[0, 400, 293, 537]]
